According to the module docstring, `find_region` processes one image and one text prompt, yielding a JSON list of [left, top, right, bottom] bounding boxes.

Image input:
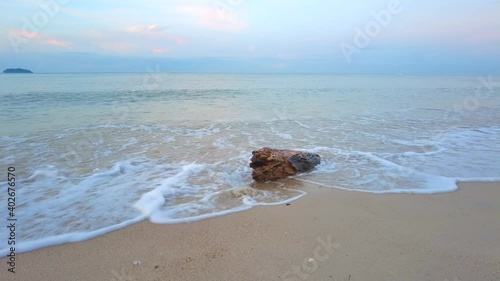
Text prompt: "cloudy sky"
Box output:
[[1, 0, 499, 74]]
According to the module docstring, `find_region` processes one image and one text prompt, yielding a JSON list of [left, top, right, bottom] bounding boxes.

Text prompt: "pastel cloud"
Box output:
[[177, 5, 247, 32], [9, 29, 71, 49], [2, 0, 499, 74], [124, 24, 169, 33], [46, 39, 71, 48], [175, 37, 187, 45], [82, 26, 189, 55], [9, 29, 40, 39], [152, 48, 167, 53]]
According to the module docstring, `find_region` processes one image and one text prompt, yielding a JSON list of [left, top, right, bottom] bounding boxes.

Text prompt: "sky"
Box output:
[[1, 0, 499, 74]]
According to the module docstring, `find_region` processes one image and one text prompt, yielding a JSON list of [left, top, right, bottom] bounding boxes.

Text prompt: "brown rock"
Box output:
[[249, 147, 321, 182]]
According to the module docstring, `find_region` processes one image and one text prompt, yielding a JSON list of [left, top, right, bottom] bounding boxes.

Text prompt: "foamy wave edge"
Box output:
[[2, 165, 498, 255], [0, 163, 307, 255], [0, 216, 146, 256]]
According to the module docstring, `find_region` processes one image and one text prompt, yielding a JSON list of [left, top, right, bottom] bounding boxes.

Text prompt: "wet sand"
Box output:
[[2, 181, 499, 281]]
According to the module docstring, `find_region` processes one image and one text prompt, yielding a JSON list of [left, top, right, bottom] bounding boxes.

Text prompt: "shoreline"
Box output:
[[2, 181, 500, 281], [0, 177, 482, 257]]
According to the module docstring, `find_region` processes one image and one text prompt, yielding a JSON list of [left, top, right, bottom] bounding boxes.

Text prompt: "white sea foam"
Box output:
[[0, 216, 145, 256], [1, 74, 499, 254], [133, 163, 206, 217], [0, 154, 306, 254], [133, 162, 306, 224]]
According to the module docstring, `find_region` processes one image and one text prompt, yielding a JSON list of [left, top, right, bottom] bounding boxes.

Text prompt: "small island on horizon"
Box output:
[[3, 68, 33, 73]]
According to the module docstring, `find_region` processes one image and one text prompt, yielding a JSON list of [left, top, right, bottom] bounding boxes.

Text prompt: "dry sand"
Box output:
[[2, 181, 499, 281]]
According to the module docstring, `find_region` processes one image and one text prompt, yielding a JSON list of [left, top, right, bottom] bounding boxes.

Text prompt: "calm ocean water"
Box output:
[[1, 73, 500, 253]]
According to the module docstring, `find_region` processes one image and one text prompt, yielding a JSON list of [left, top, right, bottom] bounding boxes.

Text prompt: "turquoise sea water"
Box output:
[[1, 73, 499, 253]]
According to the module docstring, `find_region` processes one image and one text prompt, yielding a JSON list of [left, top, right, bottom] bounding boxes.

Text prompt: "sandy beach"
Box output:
[[2, 181, 499, 281]]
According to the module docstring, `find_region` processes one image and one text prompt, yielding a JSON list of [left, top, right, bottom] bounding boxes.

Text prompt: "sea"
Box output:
[[1, 73, 499, 254]]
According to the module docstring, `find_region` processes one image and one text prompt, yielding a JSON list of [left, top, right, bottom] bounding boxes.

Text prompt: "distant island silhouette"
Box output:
[[3, 68, 33, 73]]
